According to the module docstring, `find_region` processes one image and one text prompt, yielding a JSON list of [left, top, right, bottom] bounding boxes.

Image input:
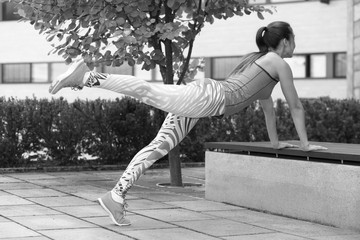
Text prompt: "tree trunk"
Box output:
[[163, 38, 183, 186], [169, 145, 183, 186], [163, 2, 183, 186]]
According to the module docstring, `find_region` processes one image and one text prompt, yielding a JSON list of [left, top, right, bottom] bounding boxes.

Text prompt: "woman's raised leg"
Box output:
[[95, 72, 225, 118], [49, 60, 225, 118]]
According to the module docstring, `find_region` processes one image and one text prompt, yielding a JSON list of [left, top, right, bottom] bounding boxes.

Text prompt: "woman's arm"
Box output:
[[260, 97, 297, 149], [276, 59, 326, 151], [277, 60, 309, 148], [259, 97, 279, 147]]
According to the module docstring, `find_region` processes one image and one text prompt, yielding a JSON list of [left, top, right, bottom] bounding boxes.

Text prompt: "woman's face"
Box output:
[[283, 34, 296, 58]]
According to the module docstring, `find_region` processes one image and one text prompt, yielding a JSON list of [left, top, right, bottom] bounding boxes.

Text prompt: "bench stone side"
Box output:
[[205, 151, 360, 231]]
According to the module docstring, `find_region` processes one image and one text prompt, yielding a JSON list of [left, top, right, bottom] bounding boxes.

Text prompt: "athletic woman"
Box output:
[[49, 21, 327, 226]]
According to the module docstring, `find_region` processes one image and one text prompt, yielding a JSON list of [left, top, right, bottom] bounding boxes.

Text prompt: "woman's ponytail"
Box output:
[[255, 26, 268, 53], [226, 21, 292, 78]]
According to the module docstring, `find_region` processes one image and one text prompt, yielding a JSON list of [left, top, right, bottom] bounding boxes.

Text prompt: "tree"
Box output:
[[8, 0, 271, 186]]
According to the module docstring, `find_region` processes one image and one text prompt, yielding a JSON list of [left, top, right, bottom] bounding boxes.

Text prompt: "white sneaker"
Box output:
[[98, 192, 131, 226], [49, 59, 88, 94]]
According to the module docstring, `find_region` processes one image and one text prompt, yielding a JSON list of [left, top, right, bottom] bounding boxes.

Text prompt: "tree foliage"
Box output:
[[9, 0, 271, 84], [3, 0, 271, 184]]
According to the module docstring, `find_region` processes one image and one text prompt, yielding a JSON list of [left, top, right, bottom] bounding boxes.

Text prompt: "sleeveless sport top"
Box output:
[[221, 62, 279, 116]]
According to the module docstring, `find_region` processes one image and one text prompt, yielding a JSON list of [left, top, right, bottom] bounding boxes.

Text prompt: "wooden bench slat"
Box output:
[[205, 141, 360, 164]]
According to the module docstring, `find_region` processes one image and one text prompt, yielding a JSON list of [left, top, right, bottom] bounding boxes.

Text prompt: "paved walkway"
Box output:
[[0, 167, 359, 240]]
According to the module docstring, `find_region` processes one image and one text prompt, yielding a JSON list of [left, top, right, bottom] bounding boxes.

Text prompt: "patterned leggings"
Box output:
[[94, 73, 225, 198]]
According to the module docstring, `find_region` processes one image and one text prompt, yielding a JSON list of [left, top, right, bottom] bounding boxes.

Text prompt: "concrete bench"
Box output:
[[204, 141, 360, 231]]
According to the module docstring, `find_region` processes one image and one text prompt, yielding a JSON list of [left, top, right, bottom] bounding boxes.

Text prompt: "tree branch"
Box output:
[[163, 0, 175, 84], [176, 0, 203, 85]]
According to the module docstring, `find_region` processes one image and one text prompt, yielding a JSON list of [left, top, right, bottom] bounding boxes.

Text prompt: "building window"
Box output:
[[50, 62, 68, 82], [310, 54, 326, 78], [32, 63, 48, 83], [285, 55, 306, 78], [270, 0, 304, 2], [248, 0, 268, 4], [334, 52, 346, 78], [153, 66, 164, 82], [3, 63, 30, 83], [103, 63, 133, 75], [249, 0, 309, 4], [212, 57, 243, 80], [2, 2, 21, 21], [134, 64, 152, 81]]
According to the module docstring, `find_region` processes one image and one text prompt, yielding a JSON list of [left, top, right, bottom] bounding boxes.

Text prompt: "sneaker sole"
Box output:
[[49, 60, 86, 94], [97, 198, 131, 226]]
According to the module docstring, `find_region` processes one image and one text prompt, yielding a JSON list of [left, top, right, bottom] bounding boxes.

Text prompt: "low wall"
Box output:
[[205, 142, 360, 231]]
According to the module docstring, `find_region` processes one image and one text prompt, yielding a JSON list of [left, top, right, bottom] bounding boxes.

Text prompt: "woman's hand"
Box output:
[[272, 142, 299, 150], [301, 144, 328, 152]]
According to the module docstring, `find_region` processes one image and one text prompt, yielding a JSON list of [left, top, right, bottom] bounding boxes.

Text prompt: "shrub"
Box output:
[[0, 96, 359, 168]]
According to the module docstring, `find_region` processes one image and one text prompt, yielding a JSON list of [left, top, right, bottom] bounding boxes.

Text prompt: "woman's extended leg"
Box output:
[[96, 73, 225, 118], [49, 60, 225, 118], [98, 113, 199, 226]]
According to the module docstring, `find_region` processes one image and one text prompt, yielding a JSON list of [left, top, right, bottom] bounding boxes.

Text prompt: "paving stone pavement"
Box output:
[[0, 167, 359, 240]]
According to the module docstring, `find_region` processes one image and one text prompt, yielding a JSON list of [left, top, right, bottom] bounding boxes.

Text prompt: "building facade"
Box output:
[[347, 0, 360, 98], [0, 0, 353, 101]]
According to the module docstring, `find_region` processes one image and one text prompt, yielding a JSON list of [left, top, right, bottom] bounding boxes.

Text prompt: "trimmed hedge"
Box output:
[[0, 96, 360, 168], [0, 97, 163, 168]]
